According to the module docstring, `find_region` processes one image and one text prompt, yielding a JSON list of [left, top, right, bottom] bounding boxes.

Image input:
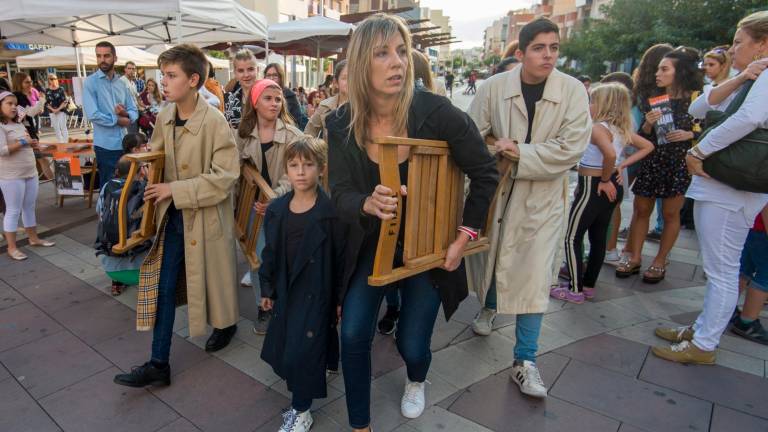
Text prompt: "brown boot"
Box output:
[[654, 325, 694, 343], [652, 341, 716, 365]]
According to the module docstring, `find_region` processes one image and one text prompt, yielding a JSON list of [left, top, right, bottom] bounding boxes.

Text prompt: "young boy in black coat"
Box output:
[[259, 137, 344, 432]]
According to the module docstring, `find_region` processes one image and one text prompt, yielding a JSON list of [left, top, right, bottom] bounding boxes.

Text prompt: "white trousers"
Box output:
[[0, 177, 39, 232], [50, 111, 69, 143], [692, 201, 754, 351]]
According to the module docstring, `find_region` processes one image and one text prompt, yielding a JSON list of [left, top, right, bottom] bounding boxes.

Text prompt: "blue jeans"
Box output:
[[94, 146, 124, 189], [248, 228, 267, 300], [384, 285, 401, 309], [484, 278, 543, 363], [655, 198, 664, 232], [341, 244, 440, 428], [150, 206, 184, 364]]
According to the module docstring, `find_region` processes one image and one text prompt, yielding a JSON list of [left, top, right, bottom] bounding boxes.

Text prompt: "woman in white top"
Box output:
[[0, 91, 55, 261], [652, 10, 768, 365], [551, 83, 653, 304]]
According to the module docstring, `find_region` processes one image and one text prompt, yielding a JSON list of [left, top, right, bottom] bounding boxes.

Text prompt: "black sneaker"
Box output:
[[114, 362, 171, 387], [377, 307, 399, 335], [253, 308, 272, 335], [647, 229, 662, 242], [731, 318, 768, 345]]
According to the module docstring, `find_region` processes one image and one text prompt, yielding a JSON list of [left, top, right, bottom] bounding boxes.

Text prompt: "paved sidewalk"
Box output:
[[2, 88, 768, 431]]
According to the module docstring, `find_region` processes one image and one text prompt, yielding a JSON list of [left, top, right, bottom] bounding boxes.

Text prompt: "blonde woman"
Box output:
[[551, 83, 653, 304], [654, 10, 768, 365], [304, 60, 348, 139], [689, 45, 735, 119], [326, 14, 497, 430], [224, 49, 258, 129], [236, 78, 304, 331]]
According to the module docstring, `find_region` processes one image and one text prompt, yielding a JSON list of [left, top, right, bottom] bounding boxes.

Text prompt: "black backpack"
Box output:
[[95, 178, 151, 257]]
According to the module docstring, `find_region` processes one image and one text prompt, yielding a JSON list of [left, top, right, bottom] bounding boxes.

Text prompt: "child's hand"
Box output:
[[261, 297, 273, 311], [144, 183, 172, 204], [645, 109, 662, 125], [254, 200, 270, 215]]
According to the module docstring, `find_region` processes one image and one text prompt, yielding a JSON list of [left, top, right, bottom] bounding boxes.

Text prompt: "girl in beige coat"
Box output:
[[236, 79, 305, 333]]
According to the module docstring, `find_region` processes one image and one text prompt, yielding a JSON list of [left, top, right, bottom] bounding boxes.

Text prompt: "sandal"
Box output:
[[8, 249, 28, 261], [29, 239, 56, 247], [642, 265, 666, 284], [615, 256, 641, 278]]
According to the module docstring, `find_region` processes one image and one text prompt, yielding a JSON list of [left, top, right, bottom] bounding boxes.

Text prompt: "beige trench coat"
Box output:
[[466, 67, 591, 315], [304, 95, 339, 139], [145, 95, 240, 337], [236, 118, 304, 196]]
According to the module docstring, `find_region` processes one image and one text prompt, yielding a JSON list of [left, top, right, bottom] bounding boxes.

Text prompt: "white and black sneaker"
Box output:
[[278, 408, 313, 432], [510, 360, 547, 398]]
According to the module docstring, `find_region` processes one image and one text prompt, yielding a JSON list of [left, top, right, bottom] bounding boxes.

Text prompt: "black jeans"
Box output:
[[150, 206, 184, 364], [340, 244, 440, 428], [564, 175, 623, 292]]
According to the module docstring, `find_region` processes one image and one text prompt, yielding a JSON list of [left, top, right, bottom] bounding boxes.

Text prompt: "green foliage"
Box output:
[[206, 50, 228, 59], [483, 54, 500, 66], [562, 0, 766, 75]]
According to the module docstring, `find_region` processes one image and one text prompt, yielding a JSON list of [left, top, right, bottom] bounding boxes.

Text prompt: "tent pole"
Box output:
[[176, 12, 183, 43], [316, 42, 321, 90], [75, 46, 83, 78]]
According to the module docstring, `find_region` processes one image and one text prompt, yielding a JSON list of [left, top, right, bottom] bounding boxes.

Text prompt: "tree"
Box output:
[[562, 0, 765, 75]]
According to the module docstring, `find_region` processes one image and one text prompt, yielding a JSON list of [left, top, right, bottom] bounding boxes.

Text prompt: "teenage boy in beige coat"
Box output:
[[467, 18, 591, 398]]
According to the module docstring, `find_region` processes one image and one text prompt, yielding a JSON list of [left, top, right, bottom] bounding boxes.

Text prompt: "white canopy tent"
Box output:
[[267, 16, 354, 87], [0, 0, 267, 47], [1, 0, 267, 78], [145, 44, 230, 70], [16, 46, 159, 69]]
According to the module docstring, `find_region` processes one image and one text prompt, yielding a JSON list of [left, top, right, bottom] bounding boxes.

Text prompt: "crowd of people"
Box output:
[[1, 9, 767, 432]]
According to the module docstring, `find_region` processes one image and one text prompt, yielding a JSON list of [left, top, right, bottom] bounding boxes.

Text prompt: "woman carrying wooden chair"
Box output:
[[326, 14, 498, 431]]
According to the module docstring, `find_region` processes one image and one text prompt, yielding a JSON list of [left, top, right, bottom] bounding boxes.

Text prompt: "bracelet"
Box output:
[[687, 146, 706, 160], [600, 178, 611, 183], [457, 225, 478, 241]]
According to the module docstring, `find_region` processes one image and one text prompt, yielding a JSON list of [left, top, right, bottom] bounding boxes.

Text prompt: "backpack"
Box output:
[[95, 178, 151, 257]]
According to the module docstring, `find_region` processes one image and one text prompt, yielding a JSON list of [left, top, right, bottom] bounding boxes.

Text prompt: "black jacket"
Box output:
[[326, 89, 499, 319], [282, 87, 303, 127], [258, 188, 344, 399]]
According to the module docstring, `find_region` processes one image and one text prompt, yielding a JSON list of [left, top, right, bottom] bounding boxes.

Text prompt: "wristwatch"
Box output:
[[687, 147, 705, 160]]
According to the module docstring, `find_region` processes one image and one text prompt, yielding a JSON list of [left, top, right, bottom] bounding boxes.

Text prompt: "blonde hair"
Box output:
[[347, 13, 414, 148], [738, 10, 768, 43], [234, 48, 256, 64], [703, 45, 732, 83], [589, 83, 633, 145], [284, 136, 328, 170], [411, 50, 435, 92]]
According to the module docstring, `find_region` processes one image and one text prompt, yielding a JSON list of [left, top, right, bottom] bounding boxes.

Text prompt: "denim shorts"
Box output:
[[740, 230, 768, 292]]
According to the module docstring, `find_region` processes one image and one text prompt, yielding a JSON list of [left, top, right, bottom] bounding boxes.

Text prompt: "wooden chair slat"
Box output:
[[235, 161, 275, 269], [112, 151, 164, 255]]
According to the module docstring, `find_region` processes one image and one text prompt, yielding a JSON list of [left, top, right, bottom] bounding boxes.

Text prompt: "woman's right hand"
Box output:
[[645, 109, 662, 125], [740, 58, 768, 82], [363, 184, 400, 220]]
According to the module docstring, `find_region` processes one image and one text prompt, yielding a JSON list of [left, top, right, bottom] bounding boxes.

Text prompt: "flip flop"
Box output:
[[8, 249, 28, 261], [29, 240, 56, 247]]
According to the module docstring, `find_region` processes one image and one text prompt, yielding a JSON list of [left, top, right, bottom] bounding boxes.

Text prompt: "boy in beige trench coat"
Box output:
[[467, 18, 592, 398], [114, 45, 241, 388]]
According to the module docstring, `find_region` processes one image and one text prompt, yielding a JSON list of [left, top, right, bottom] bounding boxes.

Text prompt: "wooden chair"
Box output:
[[234, 161, 276, 269], [368, 136, 519, 287], [111, 151, 165, 255], [483, 135, 519, 230]]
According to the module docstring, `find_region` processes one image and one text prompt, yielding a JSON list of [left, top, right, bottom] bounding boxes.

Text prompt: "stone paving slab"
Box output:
[[0, 377, 61, 432]]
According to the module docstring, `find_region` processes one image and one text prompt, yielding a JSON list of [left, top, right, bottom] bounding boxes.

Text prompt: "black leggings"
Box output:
[[565, 175, 623, 293]]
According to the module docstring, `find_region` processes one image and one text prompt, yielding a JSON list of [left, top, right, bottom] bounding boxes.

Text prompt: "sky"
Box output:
[[418, 0, 534, 50]]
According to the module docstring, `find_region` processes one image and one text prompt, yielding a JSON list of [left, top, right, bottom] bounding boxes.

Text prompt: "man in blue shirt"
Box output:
[[83, 41, 138, 188]]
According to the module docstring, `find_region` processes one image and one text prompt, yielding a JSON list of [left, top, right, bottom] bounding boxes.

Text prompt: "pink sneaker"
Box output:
[[550, 285, 585, 304], [583, 287, 595, 300]]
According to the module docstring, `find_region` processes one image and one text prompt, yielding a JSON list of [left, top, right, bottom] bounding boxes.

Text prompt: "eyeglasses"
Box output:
[[265, 73, 280, 79]]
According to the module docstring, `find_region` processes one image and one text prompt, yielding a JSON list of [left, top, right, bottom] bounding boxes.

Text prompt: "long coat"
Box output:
[[326, 89, 498, 319], [259, 189, 344, 399], [466, 67, 592, 315], [235, 118, 304, 196], [138, 95, 240, 337]]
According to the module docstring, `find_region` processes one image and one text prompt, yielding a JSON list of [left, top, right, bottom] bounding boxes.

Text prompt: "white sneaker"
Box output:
[[510, 360, 547, 398], [278, 408, 313, 432], [604, 249, 621, 266], [401, 379, 426, 419], [471, 307, 496, 336], [240, 272, 252, 287]]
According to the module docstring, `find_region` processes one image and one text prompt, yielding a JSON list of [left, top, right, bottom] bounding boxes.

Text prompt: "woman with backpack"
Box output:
[[652, 11, 768, 365]]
